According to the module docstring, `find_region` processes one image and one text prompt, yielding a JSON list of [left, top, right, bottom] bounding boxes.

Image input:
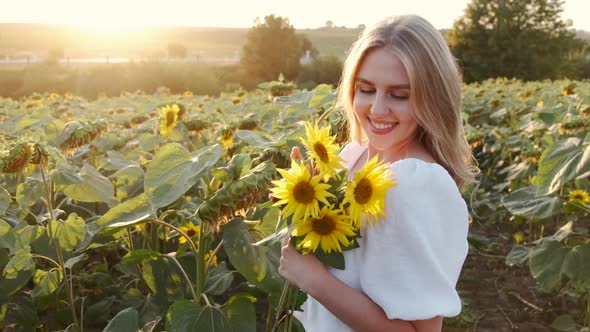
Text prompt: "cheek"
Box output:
[[352, 95, 369, 114]]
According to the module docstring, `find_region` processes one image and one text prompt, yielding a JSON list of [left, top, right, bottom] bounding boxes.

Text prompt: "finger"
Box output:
[[290, 146, 303, 162], [281, 234, 290, 247]]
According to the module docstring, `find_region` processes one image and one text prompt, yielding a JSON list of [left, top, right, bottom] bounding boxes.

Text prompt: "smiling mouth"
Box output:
[[368, 118, 398, 132]]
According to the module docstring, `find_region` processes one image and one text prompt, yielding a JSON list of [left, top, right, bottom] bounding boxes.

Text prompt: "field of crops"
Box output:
[[0, 79, 588, 331]]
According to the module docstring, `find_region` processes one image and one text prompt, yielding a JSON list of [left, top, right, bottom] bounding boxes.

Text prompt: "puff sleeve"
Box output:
[[359, 159, 469, 321]]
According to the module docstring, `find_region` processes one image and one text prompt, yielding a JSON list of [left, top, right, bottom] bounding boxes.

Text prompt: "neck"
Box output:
[[367, 140, 416, 164]]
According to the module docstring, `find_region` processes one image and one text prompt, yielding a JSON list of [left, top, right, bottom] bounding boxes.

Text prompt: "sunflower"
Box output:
[[343, 155, 395, 228], [0, 142, 33, 175], [568, 189, 590, 205], [183, 91, 193, 97], [204, 249, 218, 267], [178, 223, 200, 244], [301, 122, 344, 180], [159, 104, 180, 137], [292, 206, 356, 254], [271, 160, 334, 223], [220, 128, 234, 151]]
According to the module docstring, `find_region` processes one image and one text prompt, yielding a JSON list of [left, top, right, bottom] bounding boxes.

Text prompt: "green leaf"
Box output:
[[15, 225, 45, 248], [47, 213, 87, 251], [234, 130, 272, 147], [505, 245, 530, 266], [50, 161, 83, 186], [142, 258, 184, 300], [550, 314, 577, 331], [0, 263, 34, 300], [0, 186, 11, 216], [88, 193, 152, 236], [3, 246, 34, 279], [501, 186, 562, 220], [563, 243, 590, 283], [16, 178, 44, 208], [529, 240, 570, 292], [256, 207, 281, 239], [533, 138, 584, 194], [110, 165, 144, 202], [308, 84, 336, 108], [166, 300, 232, 332], [576, 144, 590, 179], [103, 307, 140, 332], [145, 143, 222, 209], [314, 247, 345, 270], [62, 164, 115, 204], [64, 253, 89, 270], [223, 294, 257, 332], [0, 219, 18, 254], [32, 269, 63, 298], [222, 219, 284, 295], [205, 262, 234, 296], [122, 249, 162, 265]]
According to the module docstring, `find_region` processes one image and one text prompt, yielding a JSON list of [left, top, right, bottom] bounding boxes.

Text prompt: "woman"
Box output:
[[279, 15, 479, 331]]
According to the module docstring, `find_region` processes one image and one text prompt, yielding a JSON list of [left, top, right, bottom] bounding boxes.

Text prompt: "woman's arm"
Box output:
[[279, 238, 442, 332]]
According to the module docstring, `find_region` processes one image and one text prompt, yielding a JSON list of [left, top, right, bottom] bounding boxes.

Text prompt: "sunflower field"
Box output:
[[0, 79, 589, 331]]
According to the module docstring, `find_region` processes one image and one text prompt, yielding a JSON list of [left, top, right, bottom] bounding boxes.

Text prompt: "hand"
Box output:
[[278, 235, 329, 292]]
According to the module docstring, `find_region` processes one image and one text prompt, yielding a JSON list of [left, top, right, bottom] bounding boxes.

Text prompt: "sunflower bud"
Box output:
[[1, 142, 33, 174]]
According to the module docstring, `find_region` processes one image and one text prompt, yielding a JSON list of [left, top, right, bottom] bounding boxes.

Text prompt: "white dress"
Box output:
[[293, 141, 469, 331]]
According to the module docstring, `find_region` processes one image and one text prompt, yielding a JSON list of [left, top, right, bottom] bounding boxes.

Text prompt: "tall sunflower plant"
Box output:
[[268, 122, 395, 331]]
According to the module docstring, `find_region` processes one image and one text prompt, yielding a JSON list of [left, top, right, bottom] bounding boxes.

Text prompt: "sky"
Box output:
[[0, 0, 589, 31]]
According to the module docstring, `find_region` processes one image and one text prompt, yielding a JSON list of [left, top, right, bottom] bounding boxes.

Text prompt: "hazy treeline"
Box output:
[[0, 57, 343, 99], [0, 0, 589, 99]]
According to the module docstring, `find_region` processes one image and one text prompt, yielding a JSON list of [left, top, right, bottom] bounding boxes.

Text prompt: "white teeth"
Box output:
[[370, 120, 395, 129]]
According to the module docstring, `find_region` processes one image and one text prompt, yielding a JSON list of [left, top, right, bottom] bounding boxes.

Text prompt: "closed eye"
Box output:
[[389, 92, 409, 100]]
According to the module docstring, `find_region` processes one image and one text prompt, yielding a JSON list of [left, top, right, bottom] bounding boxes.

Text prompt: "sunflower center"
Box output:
[[166, 111, 176, 127], [311, 216, 336, 235], [293, 181, 315, 204], [354, 178, 373, 204], [313, 143, 329, 163], [187, 229, 197, 237]]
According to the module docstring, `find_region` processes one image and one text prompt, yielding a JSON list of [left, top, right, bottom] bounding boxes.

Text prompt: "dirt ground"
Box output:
[[444, 220, 584, 332]]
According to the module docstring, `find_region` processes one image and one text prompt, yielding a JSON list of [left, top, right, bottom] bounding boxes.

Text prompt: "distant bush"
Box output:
[[298, 55, 342, 88], [0, 62, 238, 99], [0, 57, 345, 99]]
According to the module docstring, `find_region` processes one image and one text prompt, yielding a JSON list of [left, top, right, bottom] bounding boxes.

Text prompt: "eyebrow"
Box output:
[[355, 78, 410, 89]]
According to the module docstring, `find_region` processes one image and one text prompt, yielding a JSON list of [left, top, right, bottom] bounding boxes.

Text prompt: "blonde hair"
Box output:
[[336, 15, 480, 189]]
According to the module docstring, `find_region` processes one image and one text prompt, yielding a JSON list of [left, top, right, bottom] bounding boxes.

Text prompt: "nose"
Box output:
[[369, 92, 389, 116]]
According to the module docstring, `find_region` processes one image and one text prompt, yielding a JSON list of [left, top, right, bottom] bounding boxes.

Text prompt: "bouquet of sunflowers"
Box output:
[[269, 122, 395, 330]]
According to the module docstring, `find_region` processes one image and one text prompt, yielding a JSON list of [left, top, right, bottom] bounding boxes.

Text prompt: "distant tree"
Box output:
[[298, 55, 343, 86], [45, 47, 64, 65], [325, 20, 335, 29], [300, 35, 319, 60], [241, 15, 308, 84], [448, 0, 582, 81], [356, 24, 366, 31], [167, 42, 187, 58]]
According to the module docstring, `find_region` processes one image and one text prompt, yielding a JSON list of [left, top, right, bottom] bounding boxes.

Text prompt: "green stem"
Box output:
[[56, 247, 80, 329], [273, 283, 291, 331], [317, 104, 335, 124], [265, 300, 274, 332], [196, 221, 208, 303], [205, 240, 224, 270], [39, 167, 54, 221], [146, 219, 203, 303], [126, 228, 134, 251], [166, 255, 198, 302], [30, 254, 61, 270]]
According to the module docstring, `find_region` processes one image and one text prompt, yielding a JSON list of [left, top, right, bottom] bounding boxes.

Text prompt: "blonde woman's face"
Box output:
[[353, 48, 419, 155]]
